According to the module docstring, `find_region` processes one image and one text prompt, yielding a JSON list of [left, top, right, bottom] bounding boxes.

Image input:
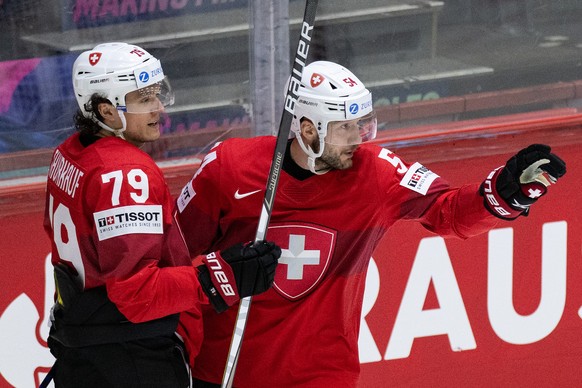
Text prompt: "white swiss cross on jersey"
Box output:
[[267, 223, 336, 300]]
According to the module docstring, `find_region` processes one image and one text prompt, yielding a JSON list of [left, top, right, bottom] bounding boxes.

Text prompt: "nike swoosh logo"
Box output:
[[234, 189, 261, 199]]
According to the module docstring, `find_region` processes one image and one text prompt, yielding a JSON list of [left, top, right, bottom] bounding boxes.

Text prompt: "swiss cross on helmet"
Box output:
[[88, 52, 102, 66], [289, 61, 376, 173]]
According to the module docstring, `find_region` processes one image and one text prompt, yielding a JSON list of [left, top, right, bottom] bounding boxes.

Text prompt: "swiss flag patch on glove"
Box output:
[[480, 144, 566, 220], [481, 166, 548, 219]]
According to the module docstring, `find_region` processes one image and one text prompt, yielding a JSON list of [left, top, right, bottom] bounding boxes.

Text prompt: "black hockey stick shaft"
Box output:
[[221, 1, 319, 387], [39, 362, 56, 388]]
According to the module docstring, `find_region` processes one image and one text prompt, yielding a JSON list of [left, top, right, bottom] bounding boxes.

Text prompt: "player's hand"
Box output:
[[480, 144, 566, 220], [197, 241, 281, 313]]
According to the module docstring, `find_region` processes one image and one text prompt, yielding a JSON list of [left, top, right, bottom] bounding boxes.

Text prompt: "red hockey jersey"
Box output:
[[44, 132, 206, 323], [176, 136, 497, 387]]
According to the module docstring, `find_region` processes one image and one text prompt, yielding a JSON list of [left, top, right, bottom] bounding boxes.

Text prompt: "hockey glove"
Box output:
[[480, 144, 566, 220], [197, 241, 281, 313]]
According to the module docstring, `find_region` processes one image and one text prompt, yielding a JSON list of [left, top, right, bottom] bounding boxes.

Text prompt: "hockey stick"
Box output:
[[39, 362, 56, 388], [220, 1, 319, 387]]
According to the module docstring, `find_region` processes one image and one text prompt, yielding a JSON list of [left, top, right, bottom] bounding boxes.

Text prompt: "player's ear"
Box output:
[[97, 102, 118, 124], [300, 119, 317, 141]]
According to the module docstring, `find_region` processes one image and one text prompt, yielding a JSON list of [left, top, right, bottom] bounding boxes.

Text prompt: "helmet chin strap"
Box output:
[[296, 135, 329, 175], [95, 111, 127, 140], [310, 157, 331, 175]]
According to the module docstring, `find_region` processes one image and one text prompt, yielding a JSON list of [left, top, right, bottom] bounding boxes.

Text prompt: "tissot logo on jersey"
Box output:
[[177, 181, 196, 213], [93, 205, 163, 241], [97, 211, 160, 227], [400, 162, 439, 195]]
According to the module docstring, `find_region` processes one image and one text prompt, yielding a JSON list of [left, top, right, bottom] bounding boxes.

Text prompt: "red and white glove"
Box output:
[[196, 241, 281, 313], [480, 144, 566, 220]]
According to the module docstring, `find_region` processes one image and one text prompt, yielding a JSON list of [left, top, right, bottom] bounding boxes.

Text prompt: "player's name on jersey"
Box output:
[[47, 149, 85, 199]]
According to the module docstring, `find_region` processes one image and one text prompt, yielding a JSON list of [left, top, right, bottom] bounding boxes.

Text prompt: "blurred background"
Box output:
[[1, 0, 581, 178]]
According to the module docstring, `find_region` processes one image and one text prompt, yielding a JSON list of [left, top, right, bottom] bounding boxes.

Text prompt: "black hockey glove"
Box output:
[[197, 241, 281, 313], [480, 144, 566, 220]]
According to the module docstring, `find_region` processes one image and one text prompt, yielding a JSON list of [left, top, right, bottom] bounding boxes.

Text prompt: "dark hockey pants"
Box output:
[[49, 335, 190, 388]]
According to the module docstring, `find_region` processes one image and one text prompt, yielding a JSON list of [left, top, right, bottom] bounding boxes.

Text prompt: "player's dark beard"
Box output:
[[311, 136, 320, 154], [319, 148, 346, 170], [311, 136, 353, 171]]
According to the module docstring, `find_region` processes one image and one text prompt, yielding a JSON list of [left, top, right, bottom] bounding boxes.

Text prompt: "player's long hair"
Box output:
[[73, 93, 111, 135]]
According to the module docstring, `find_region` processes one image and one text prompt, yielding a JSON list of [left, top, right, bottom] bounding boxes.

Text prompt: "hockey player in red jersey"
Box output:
[[175, 61, 566, 387], [43, 42, 280, 387]]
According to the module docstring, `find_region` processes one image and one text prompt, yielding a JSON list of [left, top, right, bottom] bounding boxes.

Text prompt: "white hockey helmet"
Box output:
[[72, 42, 174, 135], [290, 61, 376, 172]]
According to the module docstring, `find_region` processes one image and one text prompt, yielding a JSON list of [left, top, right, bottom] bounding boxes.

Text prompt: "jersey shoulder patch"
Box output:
[[94, 204, 163, 241], [399, 162, 439, 195]]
